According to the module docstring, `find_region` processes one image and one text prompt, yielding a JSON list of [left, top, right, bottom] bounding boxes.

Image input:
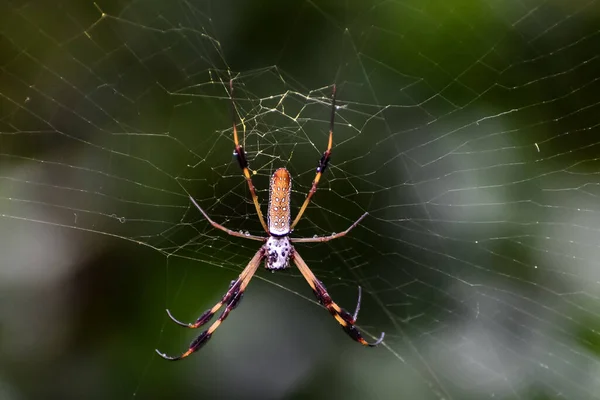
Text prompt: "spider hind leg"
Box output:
[[292, 250, 385, 347], [156, 247, 265, 360]]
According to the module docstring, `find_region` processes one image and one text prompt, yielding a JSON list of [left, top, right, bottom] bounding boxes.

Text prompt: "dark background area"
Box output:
[[2, 0, 600, 399]]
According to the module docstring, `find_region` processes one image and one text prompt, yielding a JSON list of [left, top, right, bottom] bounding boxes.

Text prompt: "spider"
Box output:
[[156, 81, 385, 360]]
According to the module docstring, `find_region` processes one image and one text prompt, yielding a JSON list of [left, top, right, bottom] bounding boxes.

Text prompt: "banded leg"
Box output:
[[292, 249, 384, 346], [189, 195, 266, 242], [229, 80, 269, 233], [162, 246, 266, 328], [291, 212, 368, 243], [156, 247, 265, 360], [291, 85, 337, 230]]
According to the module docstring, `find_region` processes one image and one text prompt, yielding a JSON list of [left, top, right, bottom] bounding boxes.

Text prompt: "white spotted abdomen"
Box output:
[[268, 168, 291, 236]]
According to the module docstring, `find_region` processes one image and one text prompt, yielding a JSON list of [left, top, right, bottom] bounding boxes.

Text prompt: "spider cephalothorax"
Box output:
[[156, 81, 384, 361], [265, 235, 292, 270]]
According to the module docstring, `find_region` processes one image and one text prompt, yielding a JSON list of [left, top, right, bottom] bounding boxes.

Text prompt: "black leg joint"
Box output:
[[316, 152, 330, 174], [234, 146, 249, 170], [230, 292, 244, 310], [189, 330, 212, 351], [194, 308, 215, 327], [343, 324, 362, 342]]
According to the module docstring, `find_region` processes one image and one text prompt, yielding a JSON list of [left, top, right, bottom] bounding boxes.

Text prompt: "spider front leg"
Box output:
[[229, 80, 269, 233], [156, 247, 265, 360], [291, 85, 337, 230], [292, 250, 384, 347]]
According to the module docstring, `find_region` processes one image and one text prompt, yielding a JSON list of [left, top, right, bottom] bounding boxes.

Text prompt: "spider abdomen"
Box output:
[[268, 168, 291, 236], [265, 236, 292, 270]]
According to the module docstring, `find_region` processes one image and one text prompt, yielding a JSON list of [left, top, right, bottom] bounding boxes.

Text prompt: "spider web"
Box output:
[[2, 0, 600, 399]]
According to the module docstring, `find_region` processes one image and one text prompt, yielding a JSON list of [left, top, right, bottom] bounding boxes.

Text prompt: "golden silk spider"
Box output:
[[156, 81, 384, 360]]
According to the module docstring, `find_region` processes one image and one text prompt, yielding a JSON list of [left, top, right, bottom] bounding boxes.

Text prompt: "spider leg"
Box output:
[[291, 85, 337, 230], [163, 246, 266, 328], [189, 195, 266, 241], [291, 212, 368, 243], [353, 285, 362, 322], [229, 80, 269, 233], [156, 247, 265, 360], [164, 277, 242, 329], [291, 249, 384, 347]]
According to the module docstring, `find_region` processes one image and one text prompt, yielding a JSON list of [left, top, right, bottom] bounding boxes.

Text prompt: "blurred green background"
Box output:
[[2, 0, 600, 399]]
